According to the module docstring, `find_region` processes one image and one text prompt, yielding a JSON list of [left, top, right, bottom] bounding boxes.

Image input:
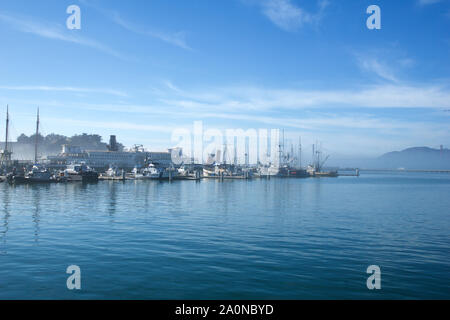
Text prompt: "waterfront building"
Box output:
[[47, 144, 172, 170]]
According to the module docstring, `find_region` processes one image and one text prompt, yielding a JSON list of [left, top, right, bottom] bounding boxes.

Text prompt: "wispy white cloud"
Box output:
[[354, 48, 417, 83], [5, 96, 445, 140], [357, 57, 399, 82], [0, 12, 126, 60], [78, 0, 192, 50], [112, 13, 192, 51], [157, 83, 450, 110], [7, 80, 449, 115], [0, 85, 128, 97], [258, 0, 329, 32], [4, 85, 448, 155]]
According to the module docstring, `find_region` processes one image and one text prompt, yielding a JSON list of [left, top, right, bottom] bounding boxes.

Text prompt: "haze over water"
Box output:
[[0, 172, 449, 299]]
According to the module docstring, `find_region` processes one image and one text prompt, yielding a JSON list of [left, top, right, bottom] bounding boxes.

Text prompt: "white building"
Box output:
[[48, 145, 172, 169]]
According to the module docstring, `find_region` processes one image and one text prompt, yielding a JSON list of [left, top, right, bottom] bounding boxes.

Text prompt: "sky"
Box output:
[[0, 0, 449, 159]]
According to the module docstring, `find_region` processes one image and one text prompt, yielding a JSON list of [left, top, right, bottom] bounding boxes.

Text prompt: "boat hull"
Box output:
[[7, 175, 55, 184]]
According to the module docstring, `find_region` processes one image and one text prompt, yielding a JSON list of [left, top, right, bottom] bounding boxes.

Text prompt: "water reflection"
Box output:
[[1, 185, 11, 251], [107, 181, 118, 217], [29, 184, 49, 243]]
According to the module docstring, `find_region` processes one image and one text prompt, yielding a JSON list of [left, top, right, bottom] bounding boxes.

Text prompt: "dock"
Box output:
[[203, 175, 250, 180], [98, 175, 129, 181], [172, 176, 202, 181]]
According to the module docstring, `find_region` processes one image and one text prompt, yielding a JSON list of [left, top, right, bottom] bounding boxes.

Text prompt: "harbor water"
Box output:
[[0, 171, 449, 299]]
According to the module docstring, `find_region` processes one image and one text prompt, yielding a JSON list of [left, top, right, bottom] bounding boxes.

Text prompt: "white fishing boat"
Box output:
[[257, 164, 280, 176], [131, 163, 177, 180], [203, 163, 223, 177], [104, 166, 125, 177], [130, 167, 145, 179], [142, 163, 163, 179]]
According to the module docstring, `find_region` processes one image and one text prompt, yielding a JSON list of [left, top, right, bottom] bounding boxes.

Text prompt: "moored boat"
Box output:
[[6, 165, 55, 184], [63, 163, 99, 182], [26, 164, 54, 182]]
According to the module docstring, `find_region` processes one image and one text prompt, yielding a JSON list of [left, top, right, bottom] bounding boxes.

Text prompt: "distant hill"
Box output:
[[377, 147, 450, 170]]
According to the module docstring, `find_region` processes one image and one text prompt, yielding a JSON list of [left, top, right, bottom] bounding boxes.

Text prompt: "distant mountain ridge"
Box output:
[[377, 146, 450, 170]]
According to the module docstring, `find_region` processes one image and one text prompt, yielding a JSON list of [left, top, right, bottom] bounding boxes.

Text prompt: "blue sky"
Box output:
[[0, 0, 449, 157]]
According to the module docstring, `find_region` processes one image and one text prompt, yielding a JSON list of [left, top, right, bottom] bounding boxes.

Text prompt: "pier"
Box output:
[[354, 169, 450, 174]]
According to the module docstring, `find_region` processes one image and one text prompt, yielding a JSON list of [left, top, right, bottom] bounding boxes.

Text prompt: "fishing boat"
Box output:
[[159, 166, 175, 180], [6, 165, 55, 184], [257, 164, 282, 177], [5, 109, 57, 184], [63, 163, 99, 182], [203, 163, 251, 179], [307, 142, 338, 177], [130, 167, 145, 180], [106, 166, 125, 178], [142, 163, 163, 179], [6, 172, 26, 184], [203, 163, 222, 177], [285, 167, 309, 178], [307, 165, 338, 177], [131, 163, 178, 180], [26, 165, 54, 182], [99, 166, 126, 181]]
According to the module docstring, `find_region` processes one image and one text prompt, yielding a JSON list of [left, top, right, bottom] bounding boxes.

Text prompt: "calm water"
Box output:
[[0, 172, 449, 299]]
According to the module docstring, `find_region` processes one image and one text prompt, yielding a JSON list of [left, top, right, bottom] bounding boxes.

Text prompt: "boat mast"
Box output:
[[0, 105, 11, 166], [34, 107, 40, 163], [5, 104, 9, 156], [278, 130, 282, 167], [233, 137, 237, 166], [282, 129, 285, 165], [315, 140, 321, 172], [298, 136, 302, 169]]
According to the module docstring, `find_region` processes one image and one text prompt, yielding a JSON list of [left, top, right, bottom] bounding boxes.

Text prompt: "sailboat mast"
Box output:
[[5, 105, 9, 154], [298, 136, 302, 169], [34, 108, 40, 163], [282, 129, 285, 165], [233, 137, 237, 166], [290, 143, 293, 163]]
